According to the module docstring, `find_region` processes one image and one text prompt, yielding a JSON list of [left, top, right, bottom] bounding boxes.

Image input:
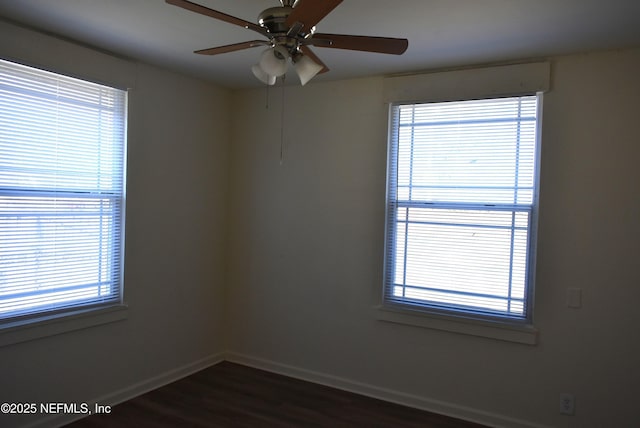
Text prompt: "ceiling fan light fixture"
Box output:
[[293, 54, 323, 85], [251, 63, 277, 85], [258, 45, 289, 77]]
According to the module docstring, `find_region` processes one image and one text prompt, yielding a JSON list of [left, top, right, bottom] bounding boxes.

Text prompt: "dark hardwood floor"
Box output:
[[65, 361, 488, 428]]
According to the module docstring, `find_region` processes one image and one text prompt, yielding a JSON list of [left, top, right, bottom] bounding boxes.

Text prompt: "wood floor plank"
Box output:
[[65, 361, 488, 428]]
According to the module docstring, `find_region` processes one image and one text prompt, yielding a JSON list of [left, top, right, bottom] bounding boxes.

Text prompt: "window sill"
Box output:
[[375, 305, 538, 345], [0, 304, 128, 348]]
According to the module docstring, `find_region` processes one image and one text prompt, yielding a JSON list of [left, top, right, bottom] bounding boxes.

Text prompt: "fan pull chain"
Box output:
[[265, 82, 270, 109], [280, 74, 286, 165]]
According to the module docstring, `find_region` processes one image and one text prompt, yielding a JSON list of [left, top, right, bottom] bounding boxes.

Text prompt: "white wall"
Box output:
[[0, 22, 230, 428], [227, 48, 640, 428]]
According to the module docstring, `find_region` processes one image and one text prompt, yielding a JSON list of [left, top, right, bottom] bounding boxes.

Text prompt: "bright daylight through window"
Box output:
[[0, 58, 127, 322], [383, 95, 541, 323]]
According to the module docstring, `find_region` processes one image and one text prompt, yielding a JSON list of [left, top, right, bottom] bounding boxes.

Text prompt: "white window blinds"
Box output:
[[0, 58, 127, 321], [384, 95, 540, 321]]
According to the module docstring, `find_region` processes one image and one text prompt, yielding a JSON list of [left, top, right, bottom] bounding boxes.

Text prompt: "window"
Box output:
[[0, 58, 127, 323], [383, 95, 541, 324]]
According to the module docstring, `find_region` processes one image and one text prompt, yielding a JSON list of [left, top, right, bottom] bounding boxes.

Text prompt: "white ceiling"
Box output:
[[0, 0, 639, 89]]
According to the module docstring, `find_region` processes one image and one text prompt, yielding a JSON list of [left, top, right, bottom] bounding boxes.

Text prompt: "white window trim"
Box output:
[[383, 61, 551, 104], [0, 304, 128, 348], [376, 305, 538, 345], [378, 63, 550, 344], [0, 57, 130, 340], [0, 22, 136, 347]]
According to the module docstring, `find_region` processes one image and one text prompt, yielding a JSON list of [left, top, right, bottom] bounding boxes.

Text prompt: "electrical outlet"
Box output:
[[560, 393, 575, 415]]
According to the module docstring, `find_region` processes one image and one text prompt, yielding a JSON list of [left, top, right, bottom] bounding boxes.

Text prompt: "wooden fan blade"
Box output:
[[299, 46, 330, 74], [166, 0, 267, 36], [195, 40, 270, 55], [285, 0, 343, 31], [312, 33, 408, 55]]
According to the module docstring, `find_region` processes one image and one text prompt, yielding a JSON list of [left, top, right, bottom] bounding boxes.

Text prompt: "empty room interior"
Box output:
[[0, 1, 639, 427]]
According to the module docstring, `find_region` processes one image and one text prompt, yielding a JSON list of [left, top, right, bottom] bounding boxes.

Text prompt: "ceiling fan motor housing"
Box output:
[[258, 6, 293, 35]]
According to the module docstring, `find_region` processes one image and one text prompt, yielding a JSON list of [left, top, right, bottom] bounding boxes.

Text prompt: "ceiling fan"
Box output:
[[166, 0, 409, 86]]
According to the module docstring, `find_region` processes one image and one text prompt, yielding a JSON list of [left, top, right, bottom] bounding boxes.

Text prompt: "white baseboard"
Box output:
[[18, 351, 550, 428], [21, 352, 225, 428], [225, 352, 551, 428]]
